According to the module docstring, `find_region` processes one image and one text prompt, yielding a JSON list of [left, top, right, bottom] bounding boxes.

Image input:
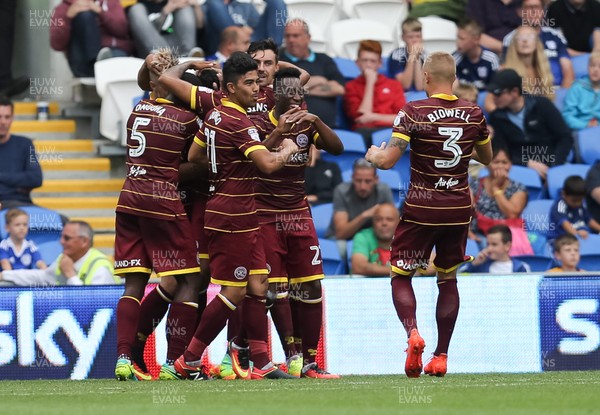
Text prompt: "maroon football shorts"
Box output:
[[114, 212, 200, 277], [259, 219, 325, 286], [390, 219, 472, 276], [207, 229, 267, 287]]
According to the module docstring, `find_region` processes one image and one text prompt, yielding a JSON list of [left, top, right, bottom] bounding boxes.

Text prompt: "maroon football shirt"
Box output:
[[392, 93, 490, 226]]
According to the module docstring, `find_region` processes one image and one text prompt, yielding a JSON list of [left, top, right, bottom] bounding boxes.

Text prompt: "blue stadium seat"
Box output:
[[379, 57, 388, 75], [377, 169, 403, 205], [579, 254, 600, 271], [404, 90, 427, 102], [465, 238, 480, 257], [322, 129, 366, 172], [478, 165, 544, 200], [334, 57, 360, 80], [346, 239, 353, 275], [572, 53, 590, 79], [553, 87, 568, 112], [0, 206, 63, 243], [546, 164, 591, 200], [371, 128, 393, 147], [522, 199, 554, 237], [311, 203, 333, 238], [335, 96, 351, 130], [36, 239, 63, 265], [578, 234, 600, 255], [514, 255, 553, 272], [319, 238, 344, 275], [577, 127, 600, 165]]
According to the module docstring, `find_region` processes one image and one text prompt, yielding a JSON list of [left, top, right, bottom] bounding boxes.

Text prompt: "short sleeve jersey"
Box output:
[[116, 98, 200, 220], [392, 93, 489, 225], [0, 238, 42, 270], [247, 86, 276, 114], [190, 85, 222, 119], [195, 98, 268, 233], [250, 110, 319, 215]]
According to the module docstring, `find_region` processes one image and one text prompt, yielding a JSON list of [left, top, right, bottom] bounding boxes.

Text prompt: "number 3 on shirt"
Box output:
[[129, 117, 150, 157], [435, 127, 463, 169]]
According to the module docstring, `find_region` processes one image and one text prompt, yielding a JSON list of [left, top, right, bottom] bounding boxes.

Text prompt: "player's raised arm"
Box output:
[[158, 60, 215, 106], [277, 60, 310, 86], [286, 110, 344, 155], [137, 53, 156, 91], [365, 136, 408, 170], [472, 136, 493, 165], [248, 138, 300, 174]]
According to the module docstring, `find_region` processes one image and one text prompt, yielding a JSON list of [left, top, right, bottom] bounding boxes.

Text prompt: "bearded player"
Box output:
[[366, 52, 493, 377], [246, 67, 344, 378]]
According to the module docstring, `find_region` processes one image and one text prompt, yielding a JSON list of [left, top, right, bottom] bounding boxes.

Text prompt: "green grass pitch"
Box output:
[[1, 372, 598, 415]]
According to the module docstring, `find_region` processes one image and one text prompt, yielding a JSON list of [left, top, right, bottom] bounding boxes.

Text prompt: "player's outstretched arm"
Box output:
[[286, 110, 344, 155], [472, 139, 493, 166], [365, 137, 407, 170], [249, 139, 299, 174], [158, 61, 216, 106]]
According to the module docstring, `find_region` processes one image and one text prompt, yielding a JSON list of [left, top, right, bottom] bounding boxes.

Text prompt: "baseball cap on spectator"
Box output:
[[486, 69, 522, 95]]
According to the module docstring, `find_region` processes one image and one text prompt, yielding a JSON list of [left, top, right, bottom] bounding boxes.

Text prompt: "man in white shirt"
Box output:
[[0, 221, 117, 285]]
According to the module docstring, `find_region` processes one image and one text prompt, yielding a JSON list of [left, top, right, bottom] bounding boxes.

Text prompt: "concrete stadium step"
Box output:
[[34, 139, 94, 153], [43, 170, 111, 180], [33, 178, 123, 194], [14, 101, 60, 118], [94, 233, 115, 249], [11, 119, 76, 140], [39, 157, 110, 171], [56, 208, 116, 218], [71, 216, 115, 232], [11, 119, 76, 133], [33, 196, 118, 210]]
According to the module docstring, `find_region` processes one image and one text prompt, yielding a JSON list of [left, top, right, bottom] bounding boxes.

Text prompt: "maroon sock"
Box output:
[[133, 286, 173, 349], [242, 295, 270, 369], [116, 296, 141, 358], [184, 294, 235, 362], [289, 298, 303, 354], [227, 303, 243, 342], [270, 297, 296, 358], [166, 302, 197, 362], [391, 277, 418, 336], [296, 299, 323, 365], [434, 280, 460, 356], [195, 290, 208, 329]]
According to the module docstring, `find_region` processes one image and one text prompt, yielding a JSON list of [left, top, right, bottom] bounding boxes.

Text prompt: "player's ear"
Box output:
[[226, 81, 235, 95]]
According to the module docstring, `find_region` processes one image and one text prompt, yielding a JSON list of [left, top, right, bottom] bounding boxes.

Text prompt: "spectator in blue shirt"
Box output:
[[460, 225, 531, 273], [453, 18, 500, 90], [0, 96, 43, 210], [200, 0, 287, 56], [502, 0, 574, 88], [388, 17, 426, 91], [0, 208, 46, 271], [550, 175, 600, 239], [563, 51, 600, 130]]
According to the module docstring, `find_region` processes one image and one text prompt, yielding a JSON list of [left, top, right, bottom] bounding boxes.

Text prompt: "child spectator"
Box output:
[[0, 208, 46, 271], [550, 175, 600, 239], [388, 17, 426, 91], [453, 19, 500, 91], [547, 234, 584, 272], [460, 225, 531, 273], [453, 82, 479, 103], [344, 40, 406, 147], [563, 51, 600, 130]]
